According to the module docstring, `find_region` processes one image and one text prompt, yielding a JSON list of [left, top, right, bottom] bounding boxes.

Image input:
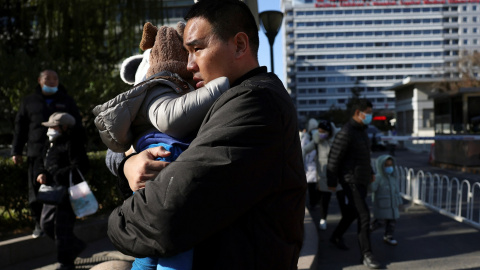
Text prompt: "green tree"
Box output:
[[0, 0, 170, 150]]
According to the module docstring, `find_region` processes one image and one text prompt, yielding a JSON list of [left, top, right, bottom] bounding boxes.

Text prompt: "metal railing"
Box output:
[[397, 166, 480, 230]]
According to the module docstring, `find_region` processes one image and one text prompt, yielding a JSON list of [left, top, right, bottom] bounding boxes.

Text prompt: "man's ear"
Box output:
[[233, 32, 249, 58], [353, 109, 361, 119]]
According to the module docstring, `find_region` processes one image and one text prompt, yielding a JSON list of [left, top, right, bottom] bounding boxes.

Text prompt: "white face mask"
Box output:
[[47, 128, 61, 141]]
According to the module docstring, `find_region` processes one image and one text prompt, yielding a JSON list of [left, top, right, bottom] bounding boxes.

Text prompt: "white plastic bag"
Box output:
[[69, 168, 98, 218]]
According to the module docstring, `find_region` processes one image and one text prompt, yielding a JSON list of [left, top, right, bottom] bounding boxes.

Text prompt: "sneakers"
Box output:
[[362, 252, 381, 269], [319, 219, 327, 230], [32, 223, 44, 238], [329, 236, 349, 250], [383, 235, 398, 246]]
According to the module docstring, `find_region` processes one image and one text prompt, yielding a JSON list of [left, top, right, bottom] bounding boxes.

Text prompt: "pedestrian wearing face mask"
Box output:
[[301, 118, 320, 210], [11, 69, 85, 239], [327, 99, 381, 269], [34, 112, 89, 270], [303, 120, 347, 231], [370, 155, 402, 246]]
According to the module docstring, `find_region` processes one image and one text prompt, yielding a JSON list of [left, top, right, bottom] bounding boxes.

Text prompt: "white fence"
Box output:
[[397, 166, 480, 230]]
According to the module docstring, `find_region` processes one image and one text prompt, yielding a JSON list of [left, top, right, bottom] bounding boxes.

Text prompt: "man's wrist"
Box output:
[[117, 152, 138, 199]]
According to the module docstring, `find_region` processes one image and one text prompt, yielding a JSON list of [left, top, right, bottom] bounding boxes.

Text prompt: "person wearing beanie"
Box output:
[[93, 21, 230, 270], [34, 112, 89, 270]]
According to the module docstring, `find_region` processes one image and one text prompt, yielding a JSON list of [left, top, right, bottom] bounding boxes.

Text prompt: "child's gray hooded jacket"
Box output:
[[93, 71, 229, 152]]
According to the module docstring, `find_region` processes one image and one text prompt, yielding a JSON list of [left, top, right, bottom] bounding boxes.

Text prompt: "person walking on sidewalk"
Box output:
[[301, 118, 321, 209], [34, 112, 89, 270], [326, 99, 381, 269], [370, 154, 403, 246], [303, 119, 346, 231], [11, 69, 85, 238]]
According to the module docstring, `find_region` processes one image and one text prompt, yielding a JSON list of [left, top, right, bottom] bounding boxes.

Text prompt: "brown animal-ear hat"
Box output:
[[140, 22, 191, 82]]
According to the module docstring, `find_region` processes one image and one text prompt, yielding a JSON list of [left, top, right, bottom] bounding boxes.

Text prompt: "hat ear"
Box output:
[[140, 22, 158, 51], [145, 24, 190, 81], [176, 21, 186, 39], [120, 54, 144, 85]]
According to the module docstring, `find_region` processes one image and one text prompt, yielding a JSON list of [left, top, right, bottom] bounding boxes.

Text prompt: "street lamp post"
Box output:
[[259, 10, 283, 73]]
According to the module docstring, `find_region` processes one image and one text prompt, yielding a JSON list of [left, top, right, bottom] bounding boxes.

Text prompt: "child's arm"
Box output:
[[370, 174, 380, 192], [147, 77, 229, 139]]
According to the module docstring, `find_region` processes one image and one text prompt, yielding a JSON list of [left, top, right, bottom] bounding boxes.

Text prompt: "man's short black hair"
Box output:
[[350, 98, 373, 116], [185, 0, 259, 59]]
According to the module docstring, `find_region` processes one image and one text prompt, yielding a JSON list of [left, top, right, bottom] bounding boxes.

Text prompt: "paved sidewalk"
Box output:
[[311, 201, 480, 270], [309, 148, 480, 270], [1, 207, 318, 270]]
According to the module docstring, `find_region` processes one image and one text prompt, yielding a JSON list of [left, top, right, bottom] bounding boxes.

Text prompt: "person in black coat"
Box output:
[[106, 1, 306, 269], [11, 69, 85, 238], [34, 112, 89, 270], [327, 99, 381, 269]]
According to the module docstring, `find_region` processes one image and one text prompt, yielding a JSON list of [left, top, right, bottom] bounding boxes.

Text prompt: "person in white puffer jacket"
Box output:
[[303, 120, 347, 231], [301, 118, 320, 209]]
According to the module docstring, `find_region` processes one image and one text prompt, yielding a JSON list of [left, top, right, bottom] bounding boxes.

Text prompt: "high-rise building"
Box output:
[[282, 0, 480, 123], [158, 0, 259, 27]]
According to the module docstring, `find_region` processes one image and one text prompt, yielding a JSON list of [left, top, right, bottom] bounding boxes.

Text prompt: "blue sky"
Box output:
[[257, 0, 285, 84]]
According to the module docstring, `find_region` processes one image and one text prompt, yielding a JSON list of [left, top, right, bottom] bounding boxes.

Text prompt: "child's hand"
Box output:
[[36, 174, 47, 184], [124, 146, 171, 191]]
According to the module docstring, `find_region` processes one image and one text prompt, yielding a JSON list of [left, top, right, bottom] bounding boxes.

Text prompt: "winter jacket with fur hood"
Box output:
[[371, 154, 402, 220], [93, 71, 229, 152], [107, 67, 306, 270]]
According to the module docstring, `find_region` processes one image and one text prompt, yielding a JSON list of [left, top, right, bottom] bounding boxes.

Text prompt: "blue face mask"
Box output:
[[361, 112, 372, 125], [384, 166, 394, 174], [42, 85, 58, 94]]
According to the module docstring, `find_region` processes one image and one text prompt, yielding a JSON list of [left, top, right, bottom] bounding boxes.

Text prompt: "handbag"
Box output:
[[68, 168, 98, 218], [37, 184, 67, 205]]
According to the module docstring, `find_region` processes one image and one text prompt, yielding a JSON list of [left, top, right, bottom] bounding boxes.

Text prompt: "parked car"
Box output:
[[366, 125, 386, 151]]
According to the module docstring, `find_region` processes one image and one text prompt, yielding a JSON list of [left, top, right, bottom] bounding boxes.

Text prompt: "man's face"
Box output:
[[354, 107, 373, 125], [184, 17, 236, 88], [38, 71, 59, 88]]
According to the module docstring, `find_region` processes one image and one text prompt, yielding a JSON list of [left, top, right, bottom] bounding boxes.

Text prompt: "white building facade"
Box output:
[[281, 0, 480, 123]]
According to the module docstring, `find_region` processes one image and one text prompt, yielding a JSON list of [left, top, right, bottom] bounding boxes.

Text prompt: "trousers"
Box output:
[[41, 194, 83, 265], [331, 182, 372, 256]]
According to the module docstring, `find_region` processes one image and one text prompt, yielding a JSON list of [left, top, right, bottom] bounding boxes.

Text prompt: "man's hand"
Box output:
[[124, 146, 171, 191], [371, 175, 376, 183], [12, 155, 23, 165], [328, 187, 336, 192], [36, 174, 46, 184]]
